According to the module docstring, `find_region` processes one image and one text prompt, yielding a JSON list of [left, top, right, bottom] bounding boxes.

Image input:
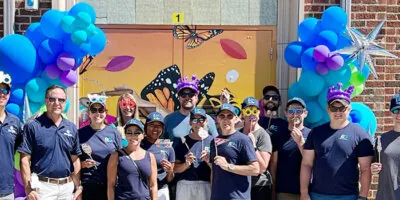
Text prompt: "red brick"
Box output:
[[356, 13, 376, 19], [310, 5, 324, 12], [19, 9, 41, 16], [387, 14, 398, 20], [384, 117, 394, 124], [15, 16, 30, 23], [305, 0, 312, 3], [362, 0, 378, 3], [39, 2, 52, 8], [366, 81, 385, 87], [352, 5, 367, 12], [385, 74, 395, 80], [367, 21, 384, 27], [385, 88, 395, 94], [367, 5, 387, 12], [387, 6, 399, 13], [351, 20, 366, 27], [353, 0, 362, 3]]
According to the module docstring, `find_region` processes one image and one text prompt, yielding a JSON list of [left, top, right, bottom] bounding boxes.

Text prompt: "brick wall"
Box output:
[[305, 1, 400, 199]]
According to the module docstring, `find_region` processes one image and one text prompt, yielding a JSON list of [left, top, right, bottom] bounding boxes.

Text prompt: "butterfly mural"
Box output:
[[140, 64, 215, 112], [173, 25, 224, 49]]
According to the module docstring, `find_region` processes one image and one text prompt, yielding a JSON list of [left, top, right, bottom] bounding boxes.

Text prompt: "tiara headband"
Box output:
[[177, 75, 200, 94], [327, 83, 354, 103]]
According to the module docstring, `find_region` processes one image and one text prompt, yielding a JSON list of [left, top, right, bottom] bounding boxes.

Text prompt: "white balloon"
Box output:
[[226, 69, 239, 83]]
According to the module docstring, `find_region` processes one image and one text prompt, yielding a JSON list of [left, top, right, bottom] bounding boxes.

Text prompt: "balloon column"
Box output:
[[285, 6, 377, 135]]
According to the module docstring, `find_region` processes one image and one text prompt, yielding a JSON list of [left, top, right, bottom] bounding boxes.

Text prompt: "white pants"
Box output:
[[158, 186, 170, 200], [176, 180, 211, 200], [0, 193, 13, 200], [38, 181, 74, 200]]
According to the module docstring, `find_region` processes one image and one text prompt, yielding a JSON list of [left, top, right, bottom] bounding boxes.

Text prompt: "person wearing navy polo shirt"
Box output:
[[270, 97, 311, 200], [141, 112, 175, 200], [174, 107, 213, 200], [0, 71, 22, 200], [19, 85, 82, 200], [210, 103, 259, 200], [300, 83, 373, 200], [78, 94, 122, 200]]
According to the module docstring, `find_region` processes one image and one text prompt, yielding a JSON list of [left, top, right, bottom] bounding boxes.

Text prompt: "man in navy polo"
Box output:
[[210, 103, 259, 200], [19, 85, 82, 200], [300, 83, 373, 200], [0, 71, 23, 200]]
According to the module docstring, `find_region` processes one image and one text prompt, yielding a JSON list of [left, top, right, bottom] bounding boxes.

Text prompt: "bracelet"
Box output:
[[75, 185, 83, 190]]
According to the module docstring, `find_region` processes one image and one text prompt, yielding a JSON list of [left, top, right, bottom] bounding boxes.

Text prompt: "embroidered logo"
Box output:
[[228, 141, 238, 149], [339, 134, 349, 141], [64, 130, 73, 137], [269, 125, 278, 132], [8, 126, 16, 134], [104, 137, 113, 143]]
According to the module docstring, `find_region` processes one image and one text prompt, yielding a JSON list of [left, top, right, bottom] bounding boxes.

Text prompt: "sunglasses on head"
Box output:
[[90, 107, 105, 114], [218, 113, 235, 120], [287, 108, 304, 115], [329, 105, 348, 112], [191, 117, 206, 124], [180, 92, 196, 98], [392, 109, 400, 114], [119, 99, 136, 109], [0, 88, 9, 95], [47, 97, 66, 103], [242, 107, 260, 117], [263, 95, 279, 101], [126, 130, 143, 135]]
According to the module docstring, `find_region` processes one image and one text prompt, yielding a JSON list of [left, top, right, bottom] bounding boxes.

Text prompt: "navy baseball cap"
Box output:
[[262, 85, 280, 96], [217, 103, 237, 116], [241, 97, 260, 109], [146, 112, 165, 125], [390, 94, 400, 112], [125, 119, 144, 132], [286, 97, 307, 109], [191, 107, 207, 118]]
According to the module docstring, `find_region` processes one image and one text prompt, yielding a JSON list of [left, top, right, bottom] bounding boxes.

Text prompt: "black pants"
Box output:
[[251, 185, 272, 200], [82, 183, 107, 200]]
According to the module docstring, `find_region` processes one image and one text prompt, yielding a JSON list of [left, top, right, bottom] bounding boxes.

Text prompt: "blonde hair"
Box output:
[[116, 93, 140, 127]]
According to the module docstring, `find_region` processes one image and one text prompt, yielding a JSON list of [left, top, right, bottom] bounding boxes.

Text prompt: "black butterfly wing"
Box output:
[[141, 65, 182, 112], [197, 72, 215, 103]]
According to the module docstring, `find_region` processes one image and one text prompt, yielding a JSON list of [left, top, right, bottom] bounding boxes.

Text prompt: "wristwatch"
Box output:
[[358, 196, 367, 200], [227, 164, 235, 172]]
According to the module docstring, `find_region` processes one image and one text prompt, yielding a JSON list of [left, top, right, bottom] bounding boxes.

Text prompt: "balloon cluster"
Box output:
[[0, 2, 106, 118], [285, 6, 377, 135]]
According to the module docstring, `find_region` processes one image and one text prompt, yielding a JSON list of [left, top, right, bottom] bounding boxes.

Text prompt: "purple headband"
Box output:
[[177, 75, 199, 94], [327, 83, 354, 103]]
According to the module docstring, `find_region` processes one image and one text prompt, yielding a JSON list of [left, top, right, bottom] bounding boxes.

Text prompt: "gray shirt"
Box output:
[[375, 130, 400, 200]]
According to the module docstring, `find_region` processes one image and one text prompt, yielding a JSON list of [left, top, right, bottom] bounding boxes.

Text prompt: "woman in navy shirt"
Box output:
[[78, 95, 122, 200], [107, 119, 158, 200], [141, 112, 175, 200]]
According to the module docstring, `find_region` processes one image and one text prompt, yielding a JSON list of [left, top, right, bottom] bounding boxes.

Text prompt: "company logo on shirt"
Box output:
[[104, 137, 113, 143], [228, 141, 238, 149], [269, 125, 278, 132], [8, 126, 16, 134], [64, 130, 73, 137], [339, 134, 349, 141]]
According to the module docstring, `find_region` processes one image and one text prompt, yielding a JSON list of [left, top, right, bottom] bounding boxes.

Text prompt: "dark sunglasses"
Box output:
[[0, 88, 9, 95], [263, 95, 279, 101], [392, 109, 400, 114], [191, 118, 206, 124], [218, 114, 234, 120], [180, 92, 196, 98], [47, 97, 66, 103], [287, 108, 304, 115], [90, 107, 106, 114], [126, 130, 143, 135], [329, 105, 348, 112]]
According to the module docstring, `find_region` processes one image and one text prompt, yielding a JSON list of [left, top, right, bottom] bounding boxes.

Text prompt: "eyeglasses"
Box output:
[[126, 130, 143, 135], [392, 109, 400, 114], [242, 107, 260, 117], [263, 95, 279, 101], [329, 105, 348, 112], [47, 97, 66, 103], [180, 92, 196, 98], [90, 107, 106, 114], [287, 108, 304, 115], [0, 88, 9, 95], [119, 99, 136, 109], [218, 114, 235, 120], [191, 118, 206, 124]]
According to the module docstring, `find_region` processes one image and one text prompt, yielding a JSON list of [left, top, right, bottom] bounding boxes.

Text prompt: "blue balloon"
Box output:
[[40, 9, 67, 40], [73, 56, 83, 70], [69, 2, 96, 24], [61, 15, 77, 34], [288, 82, 313, 102], [81, 27, 106, 55], [321, 6, 348, 33], [336, 33, 352, 50], [301, 47, 317, 72], [324, 65, 352, 86], [6, 103, 21, 116], [349, 102, 377, 136], [29, 101, 42, 114], [284, 42, 307, 68], [316, 30, 338, 51], [352, 59, 371, 78], [298, 18, 321, 46], [25, 78, 49, 103], [63, 36, 87, 58], [64, 99, 70, 113], [298, 71, 325, 97], [317, 87, 329, 109], [38, 39, 64, 65], [25, 22, 48, 49], [10, 88, 25, 105], [305, 101, 323, 124], [0, 34, 39, 85]]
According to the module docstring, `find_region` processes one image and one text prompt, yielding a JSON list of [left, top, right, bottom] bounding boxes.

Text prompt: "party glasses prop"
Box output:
[[242, 107, 260, 117]]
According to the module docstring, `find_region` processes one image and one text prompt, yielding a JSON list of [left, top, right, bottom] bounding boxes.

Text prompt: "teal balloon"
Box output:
[[69, 2, 96, 24], [298, 71, 325, 97], [288, 82, 313, 102], [74, 12, 92, 29], [301, 47, 317, 72], [64, 99, 70, 113], [71, 30, 88, 45], [40, 9, 67, 40], [25, 78, 49, 103], [85, 24, 97, 38], [10, 88, 25, 105], [305, 101, 323, 124], [349, 102, 377, 136], [81, 27, 106, 55], [6, 103, 21, 116], [321, 6, 347, 33], [29, 101, 42, 114], [61, 15, 77, 33], [324, 65, 352, 86], [317, 87, 329, 109]]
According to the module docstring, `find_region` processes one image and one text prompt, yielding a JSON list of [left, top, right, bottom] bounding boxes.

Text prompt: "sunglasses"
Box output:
[[329, 105, 348, 112], [287, 108, 304, 115], [90, 107, 106, 114], [191, 117, 206, 124], [0, 88, 9, 95], [218, 114, 235, 120], [242, 107, 260, 117], [180, 92, 196, 98], [47, 97, 66, 103], [263, 95, 279, 101], [392, 109, 400, 114], [119, 99, 136, 109], [126, 130, 143, 135]]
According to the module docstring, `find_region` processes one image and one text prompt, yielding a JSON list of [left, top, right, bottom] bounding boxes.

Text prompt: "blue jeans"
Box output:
[[310, 192, 357, 200]]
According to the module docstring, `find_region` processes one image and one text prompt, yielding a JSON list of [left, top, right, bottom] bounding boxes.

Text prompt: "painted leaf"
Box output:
[[220, 39, 247, 59], [105, 56, 135, 72]]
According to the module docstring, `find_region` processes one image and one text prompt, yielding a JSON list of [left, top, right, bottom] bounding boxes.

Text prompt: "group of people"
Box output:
[[0, 70, 398, 200]]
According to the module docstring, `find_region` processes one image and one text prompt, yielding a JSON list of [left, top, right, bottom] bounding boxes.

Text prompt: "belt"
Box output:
[[38, 176, 72, 184]]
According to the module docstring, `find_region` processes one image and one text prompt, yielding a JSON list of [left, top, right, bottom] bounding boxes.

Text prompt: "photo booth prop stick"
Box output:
[[82, 143, 97, 169]]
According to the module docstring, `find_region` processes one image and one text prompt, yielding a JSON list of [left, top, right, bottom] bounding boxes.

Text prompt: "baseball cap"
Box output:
[[329, 99, 350, 106], [262, 85, 280, 96], [217, 103, 237, 116], [146, 112, 165, 125], [241, 97, 260, 109], [88, 94, 107, 108], [286, 97, 307, 109], [125, 119, 145, 132], [390, 94, 400, 112], [191, 107, 207, 118]]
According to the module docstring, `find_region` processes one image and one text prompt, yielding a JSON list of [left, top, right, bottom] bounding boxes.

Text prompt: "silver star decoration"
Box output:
[[333, 20, 398, 79]]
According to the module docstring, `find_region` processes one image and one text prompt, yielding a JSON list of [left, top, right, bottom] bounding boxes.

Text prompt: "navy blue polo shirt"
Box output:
[[258, 117, 288, 136], [174, 135, 213, 182], [272, 127, 311, 194], [78, 125, 122, 184], [0, 112, 22, 194], [18, 113, 82, 178], [210, 131, 257, 200], [141, 139, 175, 189], [304, 122, 373, 195]]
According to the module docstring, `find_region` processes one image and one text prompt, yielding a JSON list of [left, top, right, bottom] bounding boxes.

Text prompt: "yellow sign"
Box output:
[[172, 12, 184, 23]]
